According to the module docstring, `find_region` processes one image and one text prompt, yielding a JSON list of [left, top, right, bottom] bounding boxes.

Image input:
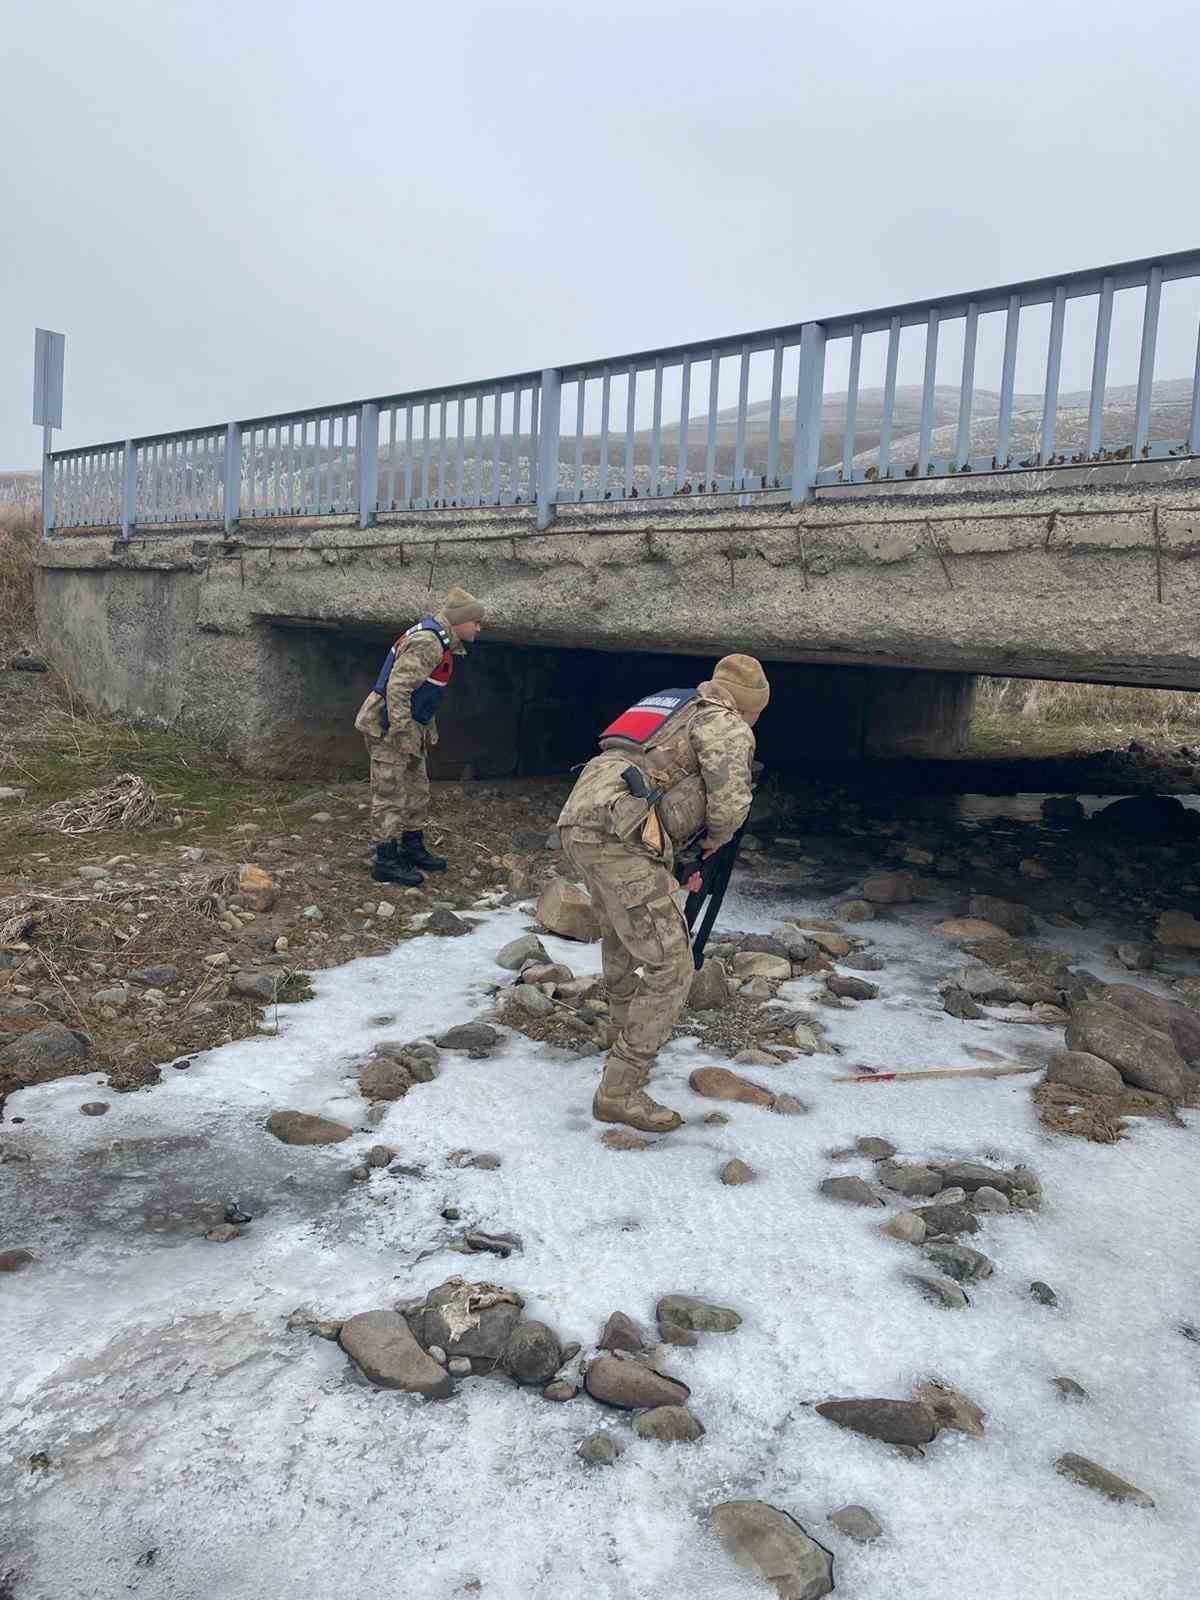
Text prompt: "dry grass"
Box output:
[[0, 507, 37, 640], [977, 676, 1200, 738], [40, 773, 161, 836]]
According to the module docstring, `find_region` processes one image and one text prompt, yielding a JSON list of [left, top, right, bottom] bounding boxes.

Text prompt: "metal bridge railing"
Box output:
[[46, 248, 1200, 537]]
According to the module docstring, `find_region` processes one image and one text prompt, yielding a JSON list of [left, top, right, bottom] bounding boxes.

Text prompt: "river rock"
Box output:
[[1154, 910, 1200, 949], [912, 1203, 980, 1236], [856, 1136, 896, 1160], [710, 1501, 835, 1600], [1053, 1376, 1090, 1402], [599, 1311, 645, 1353], [816, 1397, 937, 1446], [772, 1093, 809, 1117], [578, 1431, 626, 1467], [80, 1101, 109, 1116], [435, 1022, 500, 1057], [340, 1311, 454, 1397], [936, 1160, 1017, 1196], [494, 933, 549, 971], [657, 1294, 741, 1333], [904, 1269, 969, 1309], [1030, 1280, 1058, 1306], [506, 985, 553, 1018], [877, 1160, 942, 1199], [802, 929, 852, 958], [827, 974, 879, 1000], [827, 1504, 882, 1543], [688, 958, 731, 1010], [934, 917, 1012, 943], [425, 907, 470, 936], [913, 1379, 986, 1437], [265, 1109, 352, 1145], [972, 1185, 1010, 1214], [504, 1320, 562, 1385], [0, 1249, 34, 1272], [820, 1176, 883, 1207], [1056, 1453, 1155, 1508], [419, 1278, 524, 1361], [632, 1405, 705, 1442], [520, 962, 574, 988], [358, 1057, 414, 1100], [584, 1355, 690, 1410], [0, 1023, 91, 1091], [732, 952, 792, 981], [1046, 1048, 1124, 1098], [968, 895, 1036, 936], [880, 1211, 926, 1244], [1116, 941, 1154, 971], [943, 985, 984, 1019], [862, 872, 920, 904], [720, 1158, 754, 1186], [128, 965, 179, 987], [237, 864, 277, 911], [839, 900, 876, 922], [689, 1066, 775, 1106], [1101, 983, 1200, 1070], [1065, 999, 1190, 1100], [601, 1127, 655, 1150], [921, 1240, 994, 1284], [1043, 795, 1085, 822], [543, 1379, 576, 1400], [535, 878, 600, 942]]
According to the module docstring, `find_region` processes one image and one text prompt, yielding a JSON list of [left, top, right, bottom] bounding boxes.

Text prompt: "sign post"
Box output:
[[33, 329, 65, 532]]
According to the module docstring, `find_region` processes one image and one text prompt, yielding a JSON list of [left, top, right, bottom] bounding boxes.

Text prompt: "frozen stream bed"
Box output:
[[2, 869, 1198, 1599]]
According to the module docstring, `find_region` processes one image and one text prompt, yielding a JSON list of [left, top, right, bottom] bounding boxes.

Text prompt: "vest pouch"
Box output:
[[610, 791, 651, 843], [354, 690, 388, 740]]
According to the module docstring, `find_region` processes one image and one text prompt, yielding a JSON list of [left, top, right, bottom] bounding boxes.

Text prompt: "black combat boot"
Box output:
[[371, 840, 423, 886], [400, 830, 447, 872]]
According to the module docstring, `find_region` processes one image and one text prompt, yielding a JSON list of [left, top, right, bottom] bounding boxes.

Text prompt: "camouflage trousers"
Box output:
[[560, 827, 694, 1075], [366, 739, 429, 841]]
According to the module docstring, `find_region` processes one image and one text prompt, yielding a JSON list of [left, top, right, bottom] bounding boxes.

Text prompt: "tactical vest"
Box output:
[[373, 617, 454, 728], [598, 686, 708, 845]]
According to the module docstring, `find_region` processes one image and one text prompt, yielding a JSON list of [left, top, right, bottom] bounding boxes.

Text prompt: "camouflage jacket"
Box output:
[[382, 609, 464, 755], [557, 681, 755, 868]]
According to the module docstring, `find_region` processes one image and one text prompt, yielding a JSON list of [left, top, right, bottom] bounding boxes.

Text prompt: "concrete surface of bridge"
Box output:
[[35, 463, 1200, 778]]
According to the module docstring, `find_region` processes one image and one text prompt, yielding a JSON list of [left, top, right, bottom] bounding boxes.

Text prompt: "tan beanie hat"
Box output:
[[711, 653, 770, 714], [442, 585, 485, 626]]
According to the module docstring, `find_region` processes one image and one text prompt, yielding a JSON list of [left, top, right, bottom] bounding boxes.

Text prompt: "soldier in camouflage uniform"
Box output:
[[363, 585, 485, 885], [557, 654, 769, 1132]]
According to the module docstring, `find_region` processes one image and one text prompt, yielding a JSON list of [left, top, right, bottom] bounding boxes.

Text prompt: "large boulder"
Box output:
[[1092, 795, 1196, 837], [688, 959, 731, 1011], [689, 1066, 775, 1106], [967, 895, 1036, 936], [584, 1355, 690, 1410], [1065, 1000, 1190, 1101], [657, 1294, 741, 1334], [494, 934, 549, 971], [339, 1310, 453, 1398], [535, 879, 600, 943], [265, 1109, 353, 1145], [710, 1501, 834, 1600], [815, 1397, 937, 1446], [1046, 1048, 1124, 1098], [357, 1057, 414, 1102], [862, 872, 920, 904], [419, 1278, 524, 1362], [1154, 910, 1200, 949], [503, 1321, 562, 1385], [0, 1023, 91, 1096], [1101, 984, 1200, 1071]]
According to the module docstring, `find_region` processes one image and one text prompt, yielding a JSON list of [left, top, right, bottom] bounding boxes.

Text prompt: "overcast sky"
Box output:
[[3, 0, 1196, 467]]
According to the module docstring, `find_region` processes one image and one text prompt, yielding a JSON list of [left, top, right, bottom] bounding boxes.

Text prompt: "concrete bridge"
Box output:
[[35, 250, 1200, 776]]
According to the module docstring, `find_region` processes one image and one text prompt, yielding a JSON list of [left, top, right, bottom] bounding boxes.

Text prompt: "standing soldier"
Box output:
[[356, 585, 486, 885], [557, 654, 769, 1133]]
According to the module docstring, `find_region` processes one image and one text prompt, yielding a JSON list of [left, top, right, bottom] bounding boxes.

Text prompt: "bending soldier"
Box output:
[[356, 585, 485, 885], [557, 654, 769, 1133]]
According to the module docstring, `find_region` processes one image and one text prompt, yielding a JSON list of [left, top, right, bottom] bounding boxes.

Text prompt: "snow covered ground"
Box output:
[[2, 871, 1198, 1600]]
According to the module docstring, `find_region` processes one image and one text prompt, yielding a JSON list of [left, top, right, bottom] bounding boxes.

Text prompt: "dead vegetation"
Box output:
[[0, 507, 37, 640], [976, 676, 1200, 744]]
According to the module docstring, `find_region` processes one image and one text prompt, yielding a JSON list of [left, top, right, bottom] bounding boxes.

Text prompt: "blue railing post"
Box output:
[[358, 402, 379, 528], [120, 440, 137, 541], [536, 368, 561, 530], [223, 422, 241, 534], [790, 322, 826, 506]]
